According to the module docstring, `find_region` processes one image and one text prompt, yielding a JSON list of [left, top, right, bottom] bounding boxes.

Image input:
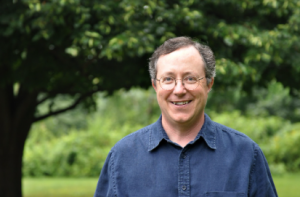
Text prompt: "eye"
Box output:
[[162, 77, 174, 84], [185, 76, 197, 83]]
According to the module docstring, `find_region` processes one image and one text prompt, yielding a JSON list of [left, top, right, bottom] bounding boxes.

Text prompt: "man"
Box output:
[[94, 37, 278, 197]]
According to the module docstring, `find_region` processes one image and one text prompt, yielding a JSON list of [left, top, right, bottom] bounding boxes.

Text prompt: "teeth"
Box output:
[[173, 101, 190, 105]]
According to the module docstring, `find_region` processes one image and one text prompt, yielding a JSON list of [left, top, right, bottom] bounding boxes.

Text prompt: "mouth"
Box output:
[[171, 100, 192, 106]]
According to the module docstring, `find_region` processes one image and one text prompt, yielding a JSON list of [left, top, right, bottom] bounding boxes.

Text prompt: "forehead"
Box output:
[[156, 46, 205, 76]]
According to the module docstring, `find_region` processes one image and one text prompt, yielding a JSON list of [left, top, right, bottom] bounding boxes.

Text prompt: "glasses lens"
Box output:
[[159, 76, 200, 90], [160, 77, 175, 90], [183, 76, 198, 90], [184, 83, 198, 90]]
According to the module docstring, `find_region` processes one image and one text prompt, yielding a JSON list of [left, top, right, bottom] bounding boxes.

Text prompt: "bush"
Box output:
[[23, 87, 159, 177], [23, 88, 300, 177], [265, 123, 300, 172], [23, 117, 144, 177], [209, 111, 289, 144]]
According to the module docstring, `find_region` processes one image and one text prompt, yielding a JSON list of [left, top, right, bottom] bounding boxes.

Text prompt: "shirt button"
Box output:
[[182, 155, 186, 159], [182, 185, 186, 191]]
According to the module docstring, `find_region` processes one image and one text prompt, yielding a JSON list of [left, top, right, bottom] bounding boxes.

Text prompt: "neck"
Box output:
[[162, 114, 205, 147]]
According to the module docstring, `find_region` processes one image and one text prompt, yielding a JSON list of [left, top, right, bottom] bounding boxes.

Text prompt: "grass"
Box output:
[[23, 177, 97, 197], [273, 173, 300, 197], [23, 173, 300, 197]]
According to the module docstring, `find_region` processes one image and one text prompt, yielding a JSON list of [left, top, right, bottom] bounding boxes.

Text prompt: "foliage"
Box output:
[[35, 96, 90, 136], [1, 0, 300, 113], [2, 0, 300, 195], [210, 110, 300, 174], [23, 88, 300, 177], [23, 88, 160, 177], [266, 123, 300, 172], [207, 80, 300, 122], [209, 111, 289, 144], [245, 80, 300, 122], [94, 88, 160, 126], [24, 120, 125, 177]]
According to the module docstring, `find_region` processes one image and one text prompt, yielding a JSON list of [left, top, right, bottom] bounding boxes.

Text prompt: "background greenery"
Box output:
[[22, 86, 300, 196], [1, 0, 300, 196], [23, 85, 300, 177]]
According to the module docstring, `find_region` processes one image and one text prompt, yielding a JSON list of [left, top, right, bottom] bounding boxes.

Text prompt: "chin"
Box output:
[[172, 115, 191, 123]]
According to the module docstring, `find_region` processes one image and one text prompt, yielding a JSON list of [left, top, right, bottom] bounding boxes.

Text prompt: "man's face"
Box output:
[[152, 46, 214, 127]]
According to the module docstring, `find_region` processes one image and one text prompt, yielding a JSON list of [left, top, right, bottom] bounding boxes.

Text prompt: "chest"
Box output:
[[112, 143, 251, 197]]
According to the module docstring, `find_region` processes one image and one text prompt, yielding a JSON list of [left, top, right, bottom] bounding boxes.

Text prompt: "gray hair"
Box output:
[[149, 36, 216, 85]]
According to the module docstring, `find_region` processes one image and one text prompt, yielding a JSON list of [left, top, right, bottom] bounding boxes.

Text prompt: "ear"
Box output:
[[152, 79, 157, 92], [207, 77, 214, 93]]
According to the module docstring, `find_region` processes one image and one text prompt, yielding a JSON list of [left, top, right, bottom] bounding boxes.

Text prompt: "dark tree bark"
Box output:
[[0, 84, 98, 197], [0, 126, 31, 197], [0, 85, 37, 197]]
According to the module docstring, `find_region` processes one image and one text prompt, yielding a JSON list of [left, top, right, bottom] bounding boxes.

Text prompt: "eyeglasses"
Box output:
[[156, 76, 205, 90]]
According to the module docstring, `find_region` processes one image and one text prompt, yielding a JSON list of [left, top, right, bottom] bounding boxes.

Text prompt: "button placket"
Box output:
[[178, 149, 190, 196]]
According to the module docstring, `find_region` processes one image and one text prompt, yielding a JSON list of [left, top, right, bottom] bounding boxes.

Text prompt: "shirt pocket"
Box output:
[[205, 191, 246, 197]]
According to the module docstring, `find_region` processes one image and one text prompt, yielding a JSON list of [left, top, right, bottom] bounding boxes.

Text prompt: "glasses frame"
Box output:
[[156, 76, 205, 90]]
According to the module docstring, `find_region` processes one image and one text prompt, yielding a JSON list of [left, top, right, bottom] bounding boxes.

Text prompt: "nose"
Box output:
[[173, 79, 186, 94]]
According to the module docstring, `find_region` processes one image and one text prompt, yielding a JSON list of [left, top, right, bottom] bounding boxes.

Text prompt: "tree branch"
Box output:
[[37, 83, 78, 105], [33, 88, 100, 122], [37, 95, 50, 105]]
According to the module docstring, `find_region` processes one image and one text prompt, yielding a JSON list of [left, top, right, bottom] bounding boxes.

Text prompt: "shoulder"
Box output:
[[212, 120, 258, 151], [214, 121, 250, 139]]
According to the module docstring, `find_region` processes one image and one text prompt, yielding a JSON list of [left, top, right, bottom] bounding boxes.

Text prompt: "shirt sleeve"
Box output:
[[94, 151, 115, 197], [248, 144, 278, 197]]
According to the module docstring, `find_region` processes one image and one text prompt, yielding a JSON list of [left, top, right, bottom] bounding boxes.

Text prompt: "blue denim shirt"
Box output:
[[94, 114, 278, 197]]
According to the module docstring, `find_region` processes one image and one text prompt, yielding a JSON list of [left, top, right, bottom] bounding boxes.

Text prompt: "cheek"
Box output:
[[156, 91, 165, 105], [157, 89, 168, 99], [157, 91, 171, 110], [193, 91, 207, 102]]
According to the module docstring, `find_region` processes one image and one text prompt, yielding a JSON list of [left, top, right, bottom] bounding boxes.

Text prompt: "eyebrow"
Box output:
[[161, 71, 197, 76], [161, 72, 175, 76], [183, 71, 195, 76]]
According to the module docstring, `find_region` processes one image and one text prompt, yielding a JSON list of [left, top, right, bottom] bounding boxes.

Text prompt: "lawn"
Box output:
[[23, 177, 97, 197], [23, 173, 300, 197], [273, 173, 300, 197]]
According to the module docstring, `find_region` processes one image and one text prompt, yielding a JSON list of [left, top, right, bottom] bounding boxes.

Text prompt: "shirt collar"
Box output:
[[148, 114, 217, 151], [148, 116, 166, 151]]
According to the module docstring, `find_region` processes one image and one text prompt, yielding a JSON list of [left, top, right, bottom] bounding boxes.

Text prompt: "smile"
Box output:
[[171, 101, 192, 106]]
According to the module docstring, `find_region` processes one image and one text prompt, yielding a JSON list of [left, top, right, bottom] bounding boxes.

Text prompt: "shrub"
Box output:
[[209, 111, 289, 144], [265, 123, 300, 172], [23, 88, 300, 177], [23, 117, 143, 177]]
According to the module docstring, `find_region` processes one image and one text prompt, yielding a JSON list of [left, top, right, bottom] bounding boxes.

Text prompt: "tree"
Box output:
[[1, 0, 300, 196]]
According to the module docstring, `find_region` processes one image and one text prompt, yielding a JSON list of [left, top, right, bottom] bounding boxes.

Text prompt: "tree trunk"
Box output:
[[0, 86, 37, 197], [0, 126, 30, 197]]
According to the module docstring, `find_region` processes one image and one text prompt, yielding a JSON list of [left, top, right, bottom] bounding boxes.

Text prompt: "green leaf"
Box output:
[[65, 47, 79, 57], [84, 31, 101, 38]]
